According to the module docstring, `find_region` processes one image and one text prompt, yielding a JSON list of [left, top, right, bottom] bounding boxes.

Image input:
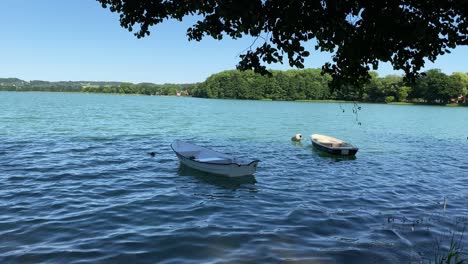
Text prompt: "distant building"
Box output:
[[458, 95, 465, 103], [176, 90, 189, 96]]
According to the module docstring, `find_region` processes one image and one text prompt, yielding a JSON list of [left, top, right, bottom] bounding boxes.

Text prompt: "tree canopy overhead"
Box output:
[[97, 0, 467, 87]]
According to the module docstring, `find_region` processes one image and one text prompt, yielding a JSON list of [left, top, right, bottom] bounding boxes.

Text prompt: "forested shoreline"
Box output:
[[192, 69, 468, 104], [1, 68, 467, 105], [0, 78, 193, 96]]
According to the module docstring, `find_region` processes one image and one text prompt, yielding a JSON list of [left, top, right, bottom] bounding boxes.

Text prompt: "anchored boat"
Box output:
[[310, 134, 358, 156], [171, 140, 259, 177]]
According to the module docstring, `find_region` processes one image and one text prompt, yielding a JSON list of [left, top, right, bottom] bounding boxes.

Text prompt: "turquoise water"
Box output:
[[1, 92, 467, 263]]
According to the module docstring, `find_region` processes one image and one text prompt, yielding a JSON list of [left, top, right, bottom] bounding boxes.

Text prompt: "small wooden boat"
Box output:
[[171, 140, 259, 177], [310, 134, 358, 156]]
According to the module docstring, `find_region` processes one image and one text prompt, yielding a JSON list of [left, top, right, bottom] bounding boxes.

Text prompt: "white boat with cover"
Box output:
[[171, 140, 259, 177], [310, 134, 359, 156]]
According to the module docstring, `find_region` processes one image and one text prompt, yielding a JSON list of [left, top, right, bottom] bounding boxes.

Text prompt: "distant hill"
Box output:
[[0, 78, 27, 86], [0, 77, 196, 96], [0, 78, 123, 88]]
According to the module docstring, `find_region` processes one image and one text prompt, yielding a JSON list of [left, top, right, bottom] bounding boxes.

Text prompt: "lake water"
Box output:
[[1, 92, 467, 263]]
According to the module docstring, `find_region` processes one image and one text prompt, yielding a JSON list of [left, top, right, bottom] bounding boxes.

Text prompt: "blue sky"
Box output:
[[0, 0, 467, 84]]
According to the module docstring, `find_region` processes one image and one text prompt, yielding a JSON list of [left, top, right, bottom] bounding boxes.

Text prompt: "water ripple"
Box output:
[[0, 93, 467, 263]]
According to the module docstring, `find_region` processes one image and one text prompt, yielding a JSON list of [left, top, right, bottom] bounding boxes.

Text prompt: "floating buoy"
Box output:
[[291, 134, 302, 142]]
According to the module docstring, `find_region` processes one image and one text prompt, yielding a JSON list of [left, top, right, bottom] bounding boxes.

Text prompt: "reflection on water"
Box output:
[[291, 141, 304, 148], [177, 164, 257, 189]]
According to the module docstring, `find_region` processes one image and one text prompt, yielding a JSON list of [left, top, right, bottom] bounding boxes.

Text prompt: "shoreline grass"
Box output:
[[388, 102, 468, 107], [294, 99, 350, 103]]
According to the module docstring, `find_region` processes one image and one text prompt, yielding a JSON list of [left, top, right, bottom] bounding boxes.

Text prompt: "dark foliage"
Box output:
[[97, 0, 467, 88]]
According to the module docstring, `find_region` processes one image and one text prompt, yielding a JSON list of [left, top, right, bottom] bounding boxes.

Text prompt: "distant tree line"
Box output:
[[0, 79, 194, 96], [81, 83, 193, 96], [192, 69, 331, 101], [192, 69, 468, 104], [2, 69, 467, 104]]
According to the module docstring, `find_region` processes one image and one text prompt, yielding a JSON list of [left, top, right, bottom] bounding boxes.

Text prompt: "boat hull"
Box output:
[[311, 140, 358, 156], [171, 140, 259, 177], [175, 153, 258, 177], [310, 134, 358, 156]]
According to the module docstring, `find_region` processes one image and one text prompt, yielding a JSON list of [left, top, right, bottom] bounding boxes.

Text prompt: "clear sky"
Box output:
[[1, 0, 467, 84]]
